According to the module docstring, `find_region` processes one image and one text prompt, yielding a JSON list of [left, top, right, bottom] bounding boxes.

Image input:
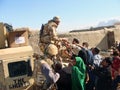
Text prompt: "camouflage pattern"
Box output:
[[47, 44, 58, 56], [40, 20, 59, 44], [33, 56, 58, 90], [39, 20, 60, 56], [39, 17, 72, 60]]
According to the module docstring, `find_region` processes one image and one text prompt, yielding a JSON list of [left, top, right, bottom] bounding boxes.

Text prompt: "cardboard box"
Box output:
[[8, 30, 29, 48], [0, 22, 7, 49]]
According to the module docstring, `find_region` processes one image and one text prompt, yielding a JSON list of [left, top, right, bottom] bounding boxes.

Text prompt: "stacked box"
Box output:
[[0, 23, 7, 49], [8, 30, 29, 48]]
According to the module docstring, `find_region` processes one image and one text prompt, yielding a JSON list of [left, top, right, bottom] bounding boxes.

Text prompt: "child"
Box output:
[[92, 57, 112, 90]]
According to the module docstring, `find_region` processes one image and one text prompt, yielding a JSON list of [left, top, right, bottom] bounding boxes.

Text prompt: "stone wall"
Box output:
[[60, 30, 108, 50], [59, 24, 120, 50], [114, 25, 120, 41]]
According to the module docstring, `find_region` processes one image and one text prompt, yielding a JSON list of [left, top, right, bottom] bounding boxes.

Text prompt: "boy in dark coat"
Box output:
[[92, 57, 112, 90]]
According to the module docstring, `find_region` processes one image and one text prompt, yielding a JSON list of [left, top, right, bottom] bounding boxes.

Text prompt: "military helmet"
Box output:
[[53, 16, 60, 22], [47, 44, 58, 56]]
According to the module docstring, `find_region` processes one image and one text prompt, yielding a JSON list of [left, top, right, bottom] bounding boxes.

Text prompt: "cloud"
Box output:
[[78, 17, 120, 30], [60, 17, 120, 33], [97, 18, 120, 27]]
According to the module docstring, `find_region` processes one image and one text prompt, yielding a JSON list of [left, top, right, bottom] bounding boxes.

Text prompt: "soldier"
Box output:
[[33, 53, 60, 90], [39, 16, 65, 67], [39, 16, 64, 62], [40, 16, 60, 43]]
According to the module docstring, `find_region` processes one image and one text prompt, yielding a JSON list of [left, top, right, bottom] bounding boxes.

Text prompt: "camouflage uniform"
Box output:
[[33, 54, 59, 90], [39, 16, 60, 57]]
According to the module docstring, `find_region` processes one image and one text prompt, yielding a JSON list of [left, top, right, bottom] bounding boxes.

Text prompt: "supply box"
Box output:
[[8, 30, 29, 48], [0, 23, 7, 49]]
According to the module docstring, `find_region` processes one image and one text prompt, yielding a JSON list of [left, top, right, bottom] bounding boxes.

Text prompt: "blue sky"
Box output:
[[0, 0, 120, 33]]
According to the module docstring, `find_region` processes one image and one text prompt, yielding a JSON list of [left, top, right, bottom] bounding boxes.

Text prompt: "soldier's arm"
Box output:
[[49, 26, 59, 40], [49, 25, 68, 43]]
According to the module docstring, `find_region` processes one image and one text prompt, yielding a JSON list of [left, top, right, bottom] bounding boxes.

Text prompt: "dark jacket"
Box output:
[[78, 48, 88, 65], [93, 66, 112, 90], [56, 69, 72, 90]]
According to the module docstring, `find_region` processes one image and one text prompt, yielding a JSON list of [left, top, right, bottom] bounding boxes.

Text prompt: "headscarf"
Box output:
[[72, 57, 86, 90]]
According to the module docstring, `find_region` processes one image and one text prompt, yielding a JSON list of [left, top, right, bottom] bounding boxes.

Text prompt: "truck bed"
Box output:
[[0, 46, 33, 60]]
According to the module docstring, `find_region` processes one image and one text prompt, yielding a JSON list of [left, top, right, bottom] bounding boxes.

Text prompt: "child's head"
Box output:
[[70, 54, 77, 66], [72, 38, 79, 44], [101, 57, 112, 67]]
